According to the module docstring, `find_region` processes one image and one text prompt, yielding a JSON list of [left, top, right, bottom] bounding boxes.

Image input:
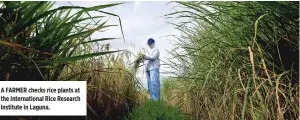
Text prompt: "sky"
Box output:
[[55, 1, 185, 88]]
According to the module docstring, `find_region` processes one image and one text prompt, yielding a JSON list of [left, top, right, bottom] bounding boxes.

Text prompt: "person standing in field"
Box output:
[[142, 38, 160, 101]]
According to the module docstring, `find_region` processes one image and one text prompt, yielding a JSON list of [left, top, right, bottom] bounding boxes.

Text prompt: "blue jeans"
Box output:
[[146, 68, 160, 101]]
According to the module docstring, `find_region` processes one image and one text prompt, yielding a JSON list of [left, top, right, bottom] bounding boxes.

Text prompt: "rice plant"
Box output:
[[165, 1, 299, 120], [60, 45, 141, 119], [0, 1, 123, 81], [0, 1, 140, 120]]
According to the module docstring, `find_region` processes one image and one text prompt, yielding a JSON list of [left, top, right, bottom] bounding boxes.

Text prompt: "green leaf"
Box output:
[[38, 23, 116, 48], [55, 38, 117, 53], [12, 3, 121, 33], [39, 50, 121, 64]]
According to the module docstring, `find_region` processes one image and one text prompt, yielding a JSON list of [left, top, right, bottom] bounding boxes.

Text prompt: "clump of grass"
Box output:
[[127, 100, 189, 120], [161, 78, 191, 113], [0, 1, 123, 81], [59, 44, 142, 119], [0, 1, 133, 120], [165, 1, 299, 120]]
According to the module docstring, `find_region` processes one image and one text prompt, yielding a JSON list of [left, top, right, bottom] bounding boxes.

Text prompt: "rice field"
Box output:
[[0, 1, 299, 120]]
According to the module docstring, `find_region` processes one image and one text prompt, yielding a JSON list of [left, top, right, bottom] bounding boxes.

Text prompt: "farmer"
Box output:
[[142, 38, 161, 101]]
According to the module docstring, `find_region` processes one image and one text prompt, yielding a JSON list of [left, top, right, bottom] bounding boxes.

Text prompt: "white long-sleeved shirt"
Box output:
[[144, 47, 160, 71]]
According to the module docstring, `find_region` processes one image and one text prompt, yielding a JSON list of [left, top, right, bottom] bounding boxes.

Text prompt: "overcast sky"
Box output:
[[55, 1, 184, 88]]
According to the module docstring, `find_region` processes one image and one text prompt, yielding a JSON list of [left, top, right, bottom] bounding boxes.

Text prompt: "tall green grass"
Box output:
[[0, 1, 122, 81], [165, 1, 299, 120], [0, 1, 141, 120]]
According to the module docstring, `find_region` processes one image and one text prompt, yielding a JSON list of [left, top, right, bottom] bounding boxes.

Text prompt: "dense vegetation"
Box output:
[[0, 1, 140, 120], [164, 1, 299, 120]]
